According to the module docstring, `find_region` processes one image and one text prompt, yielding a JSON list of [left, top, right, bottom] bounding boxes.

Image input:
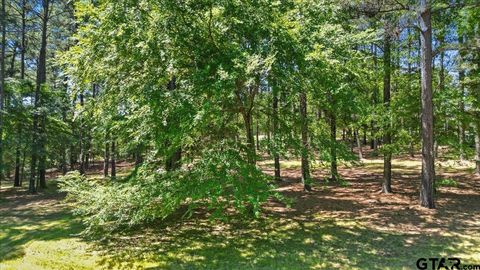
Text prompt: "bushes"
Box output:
[[58, 148, 276, 236]]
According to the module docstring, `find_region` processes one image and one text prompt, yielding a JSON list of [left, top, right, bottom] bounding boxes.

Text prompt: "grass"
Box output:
[[0, 186, 99, 270], [1, 157, 479, 269]]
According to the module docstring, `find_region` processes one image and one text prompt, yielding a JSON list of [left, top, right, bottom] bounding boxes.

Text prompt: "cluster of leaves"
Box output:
[[59, 143, 276, 236]]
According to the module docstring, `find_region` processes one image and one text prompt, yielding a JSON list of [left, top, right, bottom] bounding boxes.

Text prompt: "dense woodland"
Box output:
[[1, 0, 480, 247]]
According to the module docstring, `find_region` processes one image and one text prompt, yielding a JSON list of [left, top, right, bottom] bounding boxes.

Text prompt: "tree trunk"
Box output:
[[14, 146, 21, 187], [256, 118, 260, 151], [29, 0, 50, 193], [242, 111, 256, 165], [300, 91, 311, 190], [111, 140, 116, 178], [79, 93, 85, 175], [273, 88, 281, 181], [419, 0, 436, 209], [362, 130, 367, 146], [135, 145, 143, 166], [21, 151, 26, 186], [383, 24, 392, 194], [0, 0, 6, 186], [475, 123, 480, 176], [329, 95, 338, 181], [8, 44, 17, 77], [458, 33, 467, 162], [371, 44, 379, 151], [355, 129, 363, 160], [165, 76, 183, 170], [104, 140, 109, 177], [38, 114, 47, 189], [20, 0, 26, 79]]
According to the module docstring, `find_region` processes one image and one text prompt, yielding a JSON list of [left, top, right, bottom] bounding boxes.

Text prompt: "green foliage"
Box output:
[[435, 178, 459, 188], [59, 145, 276, 236]]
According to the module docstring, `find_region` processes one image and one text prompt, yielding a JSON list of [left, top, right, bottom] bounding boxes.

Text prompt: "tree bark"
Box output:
[[165, 76, 183, 170], [355, 129, 363, 160], [104, 140, 109, 177], [111, 140, 116, 178], [475, 122, 480, 176], [273, 88, 281, 181], [29, 0, 50, 193], [300, 91, 311, 190], [79, 93, 85, 175], [241, 111, 256, 165], [38, 114, 47, 189], [14, 146, 21, 187], [371, 44, 379, 151], [329, 94, 338, 181], [20, 0, 26, 79], [458, 34, 466, 162], [256, 118, 260, 151], [419, 0, 436, 209], [383, 24, 392, 194], [0, 0, 6, 186]]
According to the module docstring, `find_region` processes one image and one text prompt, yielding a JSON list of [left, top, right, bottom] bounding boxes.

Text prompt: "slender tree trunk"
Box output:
[[14, 0, 27, 184], [362, 130, 367, 146], [256, 118, 260, 151], [0, 0, 6, 186], [165, 76, 183, 170], [329, 95, 338, 181], [300, 91, 311, 190], [29, 0, 50, 193], [355, 129, 363, 160], [371, 44, 379, 151], [8, 44, 17, 77], [21, 0, 26, 79], [383, 25, 392, 194], [408, 29, 415, 158], [242, 111, 256, 165], [14, 146, 21, 187], [419, 0, 435, 209], [273, 88, 281, 181], [135, 145, 143, 166], [38, 114, 47, 189], [111, 140, 116, 178], [20, 151, 26, 186], [104, 140, 109, 177], [79, 93, 85, 175], [475, 122, 480, 176], [458, 35, 467, 162]]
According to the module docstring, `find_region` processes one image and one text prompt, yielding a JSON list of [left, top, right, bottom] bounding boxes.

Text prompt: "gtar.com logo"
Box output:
[[416, 258, 460, 270], [416, 258, 480, 270]]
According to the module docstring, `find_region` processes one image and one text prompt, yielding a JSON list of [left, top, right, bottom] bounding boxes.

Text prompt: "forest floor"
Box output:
[[1, 155, 479, 270]]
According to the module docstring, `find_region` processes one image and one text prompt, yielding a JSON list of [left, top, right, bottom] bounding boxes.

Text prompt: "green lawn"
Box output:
[[1, 158, 479, 269]]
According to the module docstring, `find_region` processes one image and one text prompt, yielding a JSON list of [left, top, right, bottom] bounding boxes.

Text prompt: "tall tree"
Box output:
[[382, 21, 393, 194], [30, 0, 50, 193], [419, 0, 435, 209], [272, 87, 281, 181], [300, 89, 311, 191], [0, 0, 5, 185]]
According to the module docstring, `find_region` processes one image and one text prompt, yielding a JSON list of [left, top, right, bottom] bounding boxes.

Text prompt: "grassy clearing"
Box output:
[[1, 157, 479, 269]]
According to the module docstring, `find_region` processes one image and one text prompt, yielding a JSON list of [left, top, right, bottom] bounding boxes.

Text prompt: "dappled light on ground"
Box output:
[[1, 156, 479, 269]]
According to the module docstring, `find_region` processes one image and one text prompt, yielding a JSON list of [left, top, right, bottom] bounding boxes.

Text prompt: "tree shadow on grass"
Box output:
[[0, 192, 83, 263], [93, 213, 478, 270], [90, 156, 480, 270]]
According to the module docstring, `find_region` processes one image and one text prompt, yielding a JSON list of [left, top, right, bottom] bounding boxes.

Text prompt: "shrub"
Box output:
[[58, 147, 276, 236], [435, 178, 459, 188]]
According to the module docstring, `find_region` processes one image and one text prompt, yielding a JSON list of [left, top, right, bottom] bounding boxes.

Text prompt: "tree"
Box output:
[[419, 0, 435, 209], [382, 20, 393, 194], [29, 0, 50, 192], [0, 0, 6, 185]]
